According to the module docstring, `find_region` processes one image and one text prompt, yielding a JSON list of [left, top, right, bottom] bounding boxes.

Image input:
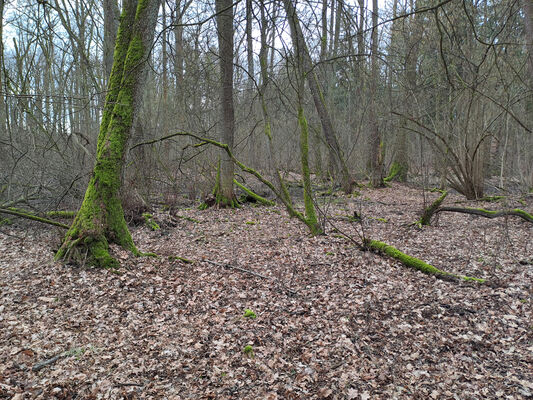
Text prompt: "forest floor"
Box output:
[[0, 183, 532, 399]]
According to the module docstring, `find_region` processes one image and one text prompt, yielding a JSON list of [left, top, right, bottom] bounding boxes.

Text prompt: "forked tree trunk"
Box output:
[[55, 0, 160, 268]]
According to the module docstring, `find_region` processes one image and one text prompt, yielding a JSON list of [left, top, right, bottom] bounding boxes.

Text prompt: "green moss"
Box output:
[[479, 195, 505, 202], [366, 239, 485, 282], [168, 255, 193, 264], [419, 190, 448, 226], [46, 210, 76, 218], [298, 105, 321, 235], [384, 162, 407, 183], [234, 179, 275, 206], [243, 345, 254, 357], [142, 213, 160, 231]]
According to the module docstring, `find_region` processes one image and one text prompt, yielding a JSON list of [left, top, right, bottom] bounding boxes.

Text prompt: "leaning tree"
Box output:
[[55, 0, 160, 267]]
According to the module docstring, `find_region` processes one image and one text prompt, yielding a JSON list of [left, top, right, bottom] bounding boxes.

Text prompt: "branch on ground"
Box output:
[[0, 207, 70, 229]]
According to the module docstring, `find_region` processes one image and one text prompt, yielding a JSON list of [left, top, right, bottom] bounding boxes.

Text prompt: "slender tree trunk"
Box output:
[[283, 0, 354, 193], [0, 0, 5, 135], [368, 0, 384, 186], [246, 0, 255, 91], [103, 0, 120, 83], [215, 0, 236, 206], [56, 0, 160, 267], [173, 1, 185, 93], [321, 0, 328, 61], [523, 0, 533, 185]]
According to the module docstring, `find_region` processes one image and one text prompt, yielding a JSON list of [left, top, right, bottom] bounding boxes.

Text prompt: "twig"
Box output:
[[205, 259, 297, 295], [32, 353, 66, 372]]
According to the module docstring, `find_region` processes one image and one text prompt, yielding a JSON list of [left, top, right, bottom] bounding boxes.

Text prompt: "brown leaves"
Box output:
[[0, 185, 531, 398]]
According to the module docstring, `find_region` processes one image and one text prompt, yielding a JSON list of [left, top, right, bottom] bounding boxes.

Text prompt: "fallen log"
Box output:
[[435, 207, 533, 223], [365, 239, 485, 283]]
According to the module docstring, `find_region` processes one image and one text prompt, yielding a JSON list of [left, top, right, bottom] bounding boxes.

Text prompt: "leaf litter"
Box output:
[[0, 184, 531, 399]]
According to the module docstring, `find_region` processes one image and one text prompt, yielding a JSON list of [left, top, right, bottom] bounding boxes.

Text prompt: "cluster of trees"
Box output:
[[0, 0, 531, 264]]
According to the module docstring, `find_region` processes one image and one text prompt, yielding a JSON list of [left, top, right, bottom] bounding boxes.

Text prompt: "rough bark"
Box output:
[[56, 0, 160, 268], [103, 0, 120, 82], [214, 0, 237, 207], [283, 0, 354, 194]]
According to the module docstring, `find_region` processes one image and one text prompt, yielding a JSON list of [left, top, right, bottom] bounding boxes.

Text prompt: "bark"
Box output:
[[0, 0, 5, 134], [283, 0, 354, 194], [56, 0, 160, 268], [173, 1, 185, 92], [103, 0, 120, 82], [215, 0, 237, 206], [246, 0, 255, 91], [523, 0, 533, 185], [321, 0, 328, 61]]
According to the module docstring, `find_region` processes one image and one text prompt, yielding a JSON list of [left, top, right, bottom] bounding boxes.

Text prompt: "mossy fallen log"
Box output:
[[365, 239, 485, 283], [0, 207, 70, 229], [435, 207, 533, 223], [234, 180, 275, 206]]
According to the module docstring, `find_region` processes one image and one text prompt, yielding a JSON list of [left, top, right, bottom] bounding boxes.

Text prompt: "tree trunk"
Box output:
[[0, 0, 6, 136], [246, 0, 255, 91], [215, 0, 237, 206], [523, 0, 533, 186], [103, 0, 120, 83], [283, 0, 354, 194], [56, 0, 160, 268], [368, 0, 384, 187]]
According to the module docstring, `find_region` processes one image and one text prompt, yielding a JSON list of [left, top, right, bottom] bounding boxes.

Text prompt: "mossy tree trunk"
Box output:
[[284, 0, 322, 235], [214, 0, 237, 207], [55, 0, 160, 268], [283, 0, 354, 194]]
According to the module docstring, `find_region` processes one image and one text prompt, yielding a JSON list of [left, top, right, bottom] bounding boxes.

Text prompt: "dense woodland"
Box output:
[[1, 0, 532, 207], [0, 0, 532, 398]]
